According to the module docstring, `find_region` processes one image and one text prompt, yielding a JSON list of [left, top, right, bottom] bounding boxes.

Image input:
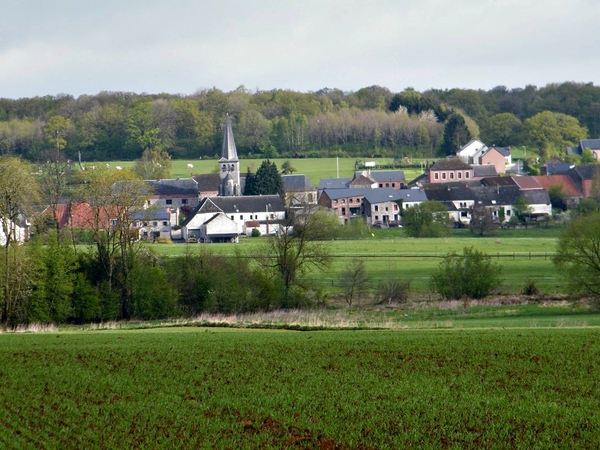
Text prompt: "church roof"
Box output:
[[220, 113, 238, 162]]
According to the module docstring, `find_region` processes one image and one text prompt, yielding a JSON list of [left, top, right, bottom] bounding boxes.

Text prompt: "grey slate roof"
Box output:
[[522, 189, 551, 205], [209, 195, 285, 214], [369, 170, 406, 183], [220, 113, 238, 162], [424, 183, 522, 206], [131, 209, 171, 220], [473, 165, 498, 178], [193, 173, 221, 192], [580, 139, 600, 150], [282, 174, 316, 192], [363, 188, 427, 204], [145, 178, 199, 196], [321, 188, 371, 200], [430, 159, 472, 170], [318, 178, 352, 190], [489, 147, 511, 156]]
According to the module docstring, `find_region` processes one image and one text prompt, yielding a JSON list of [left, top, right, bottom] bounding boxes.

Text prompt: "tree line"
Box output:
[[0, 82, 598, 163]]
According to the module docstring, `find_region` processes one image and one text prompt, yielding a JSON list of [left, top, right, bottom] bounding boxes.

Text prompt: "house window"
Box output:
[[110, 219, 118, 226], [385, 207, 389, 212], [182, 199, 188, 205], [375, 215, 379, 220], [166, 199, 173, 205], [442, 173, 446, 180], [240, 215, 243, 220], [163, 221, 168, 226], [386, 183, 390, 187], [153, 221, 158, 226], [434, 173, 439, 180], [506, 210, 511, 216], [379, 184, 383, 188], [458, 172, 462, 179], [222, 165, 226, 172], [349, 198, 353, 203], [449, 173, 454, 179], [231, 216, 234, 220], [342, 208, 346, 216], [465, 172, 470, 179], [374, 205, 379, 211], [341, 199, 345, 204], [132, 221, 138, 227], [392, 183, 395, 188]]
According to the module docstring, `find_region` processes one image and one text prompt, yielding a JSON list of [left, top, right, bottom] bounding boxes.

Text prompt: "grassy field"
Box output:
[[1, 327, 598, 448], [148, 229, 565, 294], [105, 157, 426, 186]]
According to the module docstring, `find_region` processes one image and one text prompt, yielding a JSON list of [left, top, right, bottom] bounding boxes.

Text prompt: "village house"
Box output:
[[181, 195, 286, 241], [318, 188, 368, 223], [428, 159, 474, 183], [145, 178, 200, 225], [44, 202, 172, 240], [362, 188, 427, 226], [0, 215, 30, 246], [192, 173, 220, 198], [281, 174, 317, 207], [567, 139, 600, 161]]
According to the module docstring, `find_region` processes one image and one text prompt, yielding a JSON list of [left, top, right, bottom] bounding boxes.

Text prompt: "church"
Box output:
[[219, 113, 241, 196]]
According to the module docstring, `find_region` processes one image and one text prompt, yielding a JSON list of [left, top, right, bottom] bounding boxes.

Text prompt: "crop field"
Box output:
[[1, 327, 598, 448]]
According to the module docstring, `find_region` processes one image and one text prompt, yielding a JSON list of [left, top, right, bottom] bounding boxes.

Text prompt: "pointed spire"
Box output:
[[221, 113, 238, 161]]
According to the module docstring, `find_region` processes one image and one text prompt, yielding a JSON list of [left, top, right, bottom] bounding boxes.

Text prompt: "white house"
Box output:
[[0, 217, 29, 246], [181, 195, 286, 241]]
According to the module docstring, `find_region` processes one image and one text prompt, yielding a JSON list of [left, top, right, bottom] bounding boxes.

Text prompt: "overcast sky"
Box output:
[[1, 0, 599, 99]]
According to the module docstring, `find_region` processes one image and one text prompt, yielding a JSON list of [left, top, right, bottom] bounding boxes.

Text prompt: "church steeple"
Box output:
[[221, 113, 239, 162], [219, 113, 241, 196]]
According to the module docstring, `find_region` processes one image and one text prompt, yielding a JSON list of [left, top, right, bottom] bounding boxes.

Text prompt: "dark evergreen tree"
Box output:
[[242, 167, 257, 195], [440, 113, 471, 156], [244, 160, 283, 196]]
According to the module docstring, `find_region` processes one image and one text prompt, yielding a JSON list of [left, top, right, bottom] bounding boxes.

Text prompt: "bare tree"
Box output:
[[339, 259, 370, 307]]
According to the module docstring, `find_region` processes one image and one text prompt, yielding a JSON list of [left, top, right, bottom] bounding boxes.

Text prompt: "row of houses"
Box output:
[[24, 119, 600, 244]]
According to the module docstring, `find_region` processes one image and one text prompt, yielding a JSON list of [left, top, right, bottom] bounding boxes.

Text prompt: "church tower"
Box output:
[[219, 113, 241, 196]]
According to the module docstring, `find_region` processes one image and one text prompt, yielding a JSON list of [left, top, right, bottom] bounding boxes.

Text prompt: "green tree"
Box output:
[[547, 185, 568, 211], [281, 160, 296, 174], [133, 147, 171, 180], [484, 113, 522, 147], [440, 113, 471, 156], [431, 247, 502, 300], [43, 115, 70, 160], [258, 206, 332, 302], [524, 111, 587, 152], [243, 160, 283, 196], [513, 195, 533, 222], [78, 168, 151, 320], [553, 213, 600, 302], [402, 201, 450, 237], [0, 156, 41, 324]]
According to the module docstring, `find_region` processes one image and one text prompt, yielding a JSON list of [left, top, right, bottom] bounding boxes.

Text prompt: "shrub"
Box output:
[[376, 278, 410, 305], [251, 228, 261, 237], [431, 247, 502, 300], [521, 278, 541, 296]]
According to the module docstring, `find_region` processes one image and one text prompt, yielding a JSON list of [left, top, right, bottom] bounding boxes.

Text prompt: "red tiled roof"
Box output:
[[512, 176, 542, 190], [533, 175, 582, 197]]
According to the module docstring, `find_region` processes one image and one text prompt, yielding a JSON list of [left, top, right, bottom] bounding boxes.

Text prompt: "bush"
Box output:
[[521, 278, 541, 296], [376, 278, 410, 305], [251, 228, 261, 237], [431, 247, 502, 300]]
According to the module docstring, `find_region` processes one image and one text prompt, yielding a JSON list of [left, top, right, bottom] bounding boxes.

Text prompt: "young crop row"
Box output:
[[1, 328, 598, 447]]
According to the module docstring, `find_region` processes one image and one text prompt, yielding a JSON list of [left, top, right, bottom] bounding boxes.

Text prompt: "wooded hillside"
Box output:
[[0, 82, 598, 162]]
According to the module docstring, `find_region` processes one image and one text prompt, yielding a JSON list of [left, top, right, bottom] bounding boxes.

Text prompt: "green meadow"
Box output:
[[149, 229, 565, 295], [104, 157, 426, 186], [2, 327, 599, 448]]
